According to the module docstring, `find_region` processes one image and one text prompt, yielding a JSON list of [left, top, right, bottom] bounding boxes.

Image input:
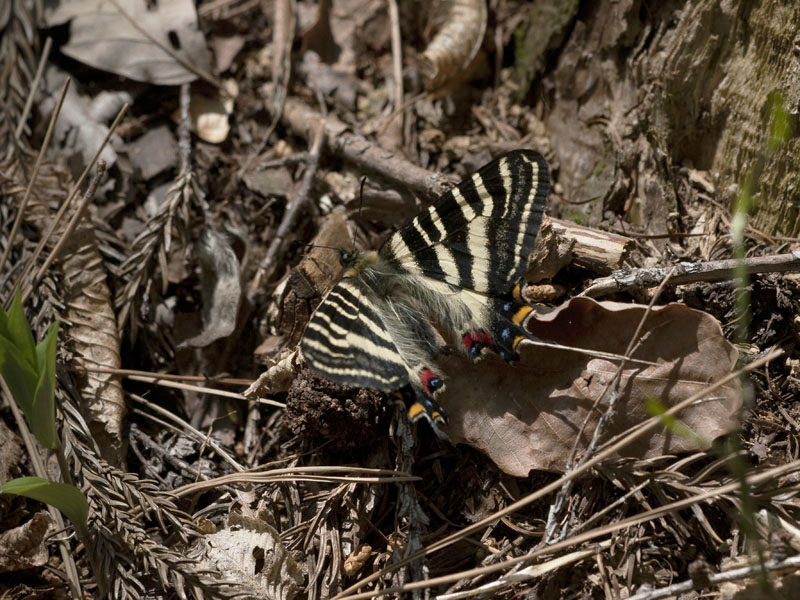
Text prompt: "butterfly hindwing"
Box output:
[[301, 280, 408, 391], [380, 150, 549, 296]]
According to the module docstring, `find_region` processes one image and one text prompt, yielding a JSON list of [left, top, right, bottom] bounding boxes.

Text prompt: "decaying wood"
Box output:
[[549, 217, 633, 274]]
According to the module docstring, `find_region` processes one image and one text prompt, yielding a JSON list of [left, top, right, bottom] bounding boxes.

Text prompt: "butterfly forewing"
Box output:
[[301, 280, 408, 391], [380, 150, 549, 295], [300, 150, 550, 420]]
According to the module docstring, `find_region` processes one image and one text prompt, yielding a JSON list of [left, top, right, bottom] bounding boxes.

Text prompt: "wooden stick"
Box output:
[[582, 251, 800, 297]]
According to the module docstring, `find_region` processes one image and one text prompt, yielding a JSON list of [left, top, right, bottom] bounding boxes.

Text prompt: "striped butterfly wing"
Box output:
[[301, 279, 408, 391], [380, 150, 549, 295]]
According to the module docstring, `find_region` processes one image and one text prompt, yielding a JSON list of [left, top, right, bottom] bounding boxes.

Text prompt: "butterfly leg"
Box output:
[[461, 285, 541, 364]]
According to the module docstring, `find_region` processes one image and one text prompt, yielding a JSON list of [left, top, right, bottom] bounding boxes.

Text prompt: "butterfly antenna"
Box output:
[[353, 175, 367, 257]]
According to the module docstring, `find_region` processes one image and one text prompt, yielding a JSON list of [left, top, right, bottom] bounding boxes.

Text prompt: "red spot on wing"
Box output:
[[462, 331, 495, 352], [419, 368, 440, 396]]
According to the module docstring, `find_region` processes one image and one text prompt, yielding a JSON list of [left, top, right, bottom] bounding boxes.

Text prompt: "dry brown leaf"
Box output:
[[59, 201, 126, 466], [44, 0, 211, 85], [437, 298, 741, 475]]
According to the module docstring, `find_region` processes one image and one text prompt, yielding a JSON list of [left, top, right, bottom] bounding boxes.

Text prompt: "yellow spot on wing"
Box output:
[[512, 305, 533, 325], [408, 403, 425, 421]]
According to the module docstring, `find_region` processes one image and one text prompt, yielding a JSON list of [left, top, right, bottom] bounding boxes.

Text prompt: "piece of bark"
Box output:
[[532, 0, 800, 237]]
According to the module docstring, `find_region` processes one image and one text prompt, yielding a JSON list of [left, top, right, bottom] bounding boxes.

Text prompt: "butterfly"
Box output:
[[300, 150, 549, 438]]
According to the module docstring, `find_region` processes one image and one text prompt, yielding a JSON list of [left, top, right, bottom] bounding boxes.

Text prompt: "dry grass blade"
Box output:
[[171, 466, 420, 499], [15, 37, 52, 141], [10, 103, 128, 308]]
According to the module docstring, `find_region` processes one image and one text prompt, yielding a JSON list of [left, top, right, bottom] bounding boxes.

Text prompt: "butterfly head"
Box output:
[[337, 248, 358, 268]]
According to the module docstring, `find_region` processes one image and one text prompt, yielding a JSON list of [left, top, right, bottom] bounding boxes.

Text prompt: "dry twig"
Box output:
[[582, 252, 800, 297]]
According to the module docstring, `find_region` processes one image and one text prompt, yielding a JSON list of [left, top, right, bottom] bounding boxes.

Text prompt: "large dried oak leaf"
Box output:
[[437, 298, 741, 476]]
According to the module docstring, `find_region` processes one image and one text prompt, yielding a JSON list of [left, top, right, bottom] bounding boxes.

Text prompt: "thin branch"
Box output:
[[278, 96, 449, 202], [378, 0, 405, 138], [237, 0, 295, 177], [121, 373, 284, 408], [582, 252, 800, 297]]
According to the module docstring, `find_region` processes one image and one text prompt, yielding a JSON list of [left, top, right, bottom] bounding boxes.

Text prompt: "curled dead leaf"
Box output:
[[178, 228, 241, 349], [437, 298, 741, 476], [246, 350, 302, 398], [421, 0, 487, 91]]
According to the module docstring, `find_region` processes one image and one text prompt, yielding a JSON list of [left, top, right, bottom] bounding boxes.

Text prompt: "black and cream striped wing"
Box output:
[[380, 150, 549, 295], [300, 279, 409, 391]]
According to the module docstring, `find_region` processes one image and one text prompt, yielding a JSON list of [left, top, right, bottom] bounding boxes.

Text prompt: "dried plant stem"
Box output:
[[582, 252, 800, 297], [129, 393, 245, 472], [0, 76, 70, 275], [0, 375, 83, 598], [379, 0, 404, 137], [626, 553, 800, 600], [23, 161, 107, 304], [237, 0, 295, 177], [334, 348, 782, 599], [278, 96, 448, 202], [15, 37, 52, 140], [74, 365, 251, 386], [10, 104, 128, 308], [117, 372, 284, 406]]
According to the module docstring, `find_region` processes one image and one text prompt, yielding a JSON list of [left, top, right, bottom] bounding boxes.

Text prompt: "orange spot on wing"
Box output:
[[512, 305, 533, 325]]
